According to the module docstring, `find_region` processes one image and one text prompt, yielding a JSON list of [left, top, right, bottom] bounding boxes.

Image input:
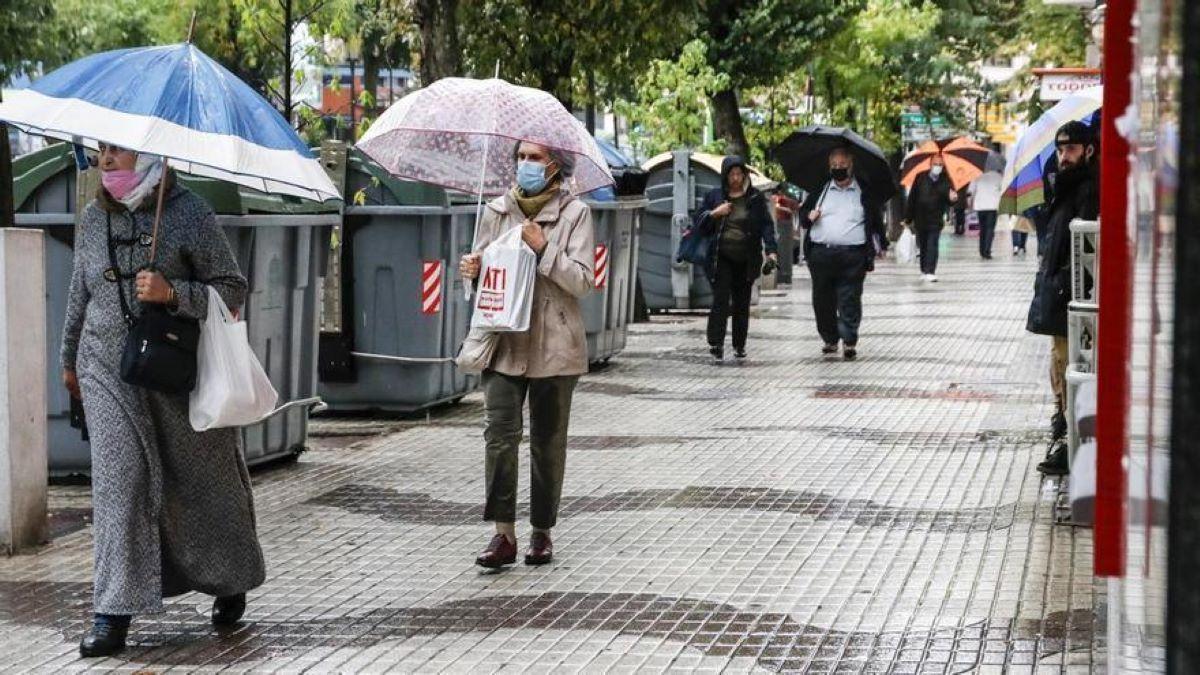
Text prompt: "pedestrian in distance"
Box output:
[[771, 184, 803, 282], [1026, 120, 1099, 476], [64, 143, 265, 657], [970, 167, 1003, 259], [1011, 214, 1034, 256], [902, 154, 958, 282], [459, 141, 595, 569], [693, 155, 779, 361], [798, 146, 889, 361]]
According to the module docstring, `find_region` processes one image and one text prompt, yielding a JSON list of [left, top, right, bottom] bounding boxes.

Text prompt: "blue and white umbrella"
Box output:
[[0, 43, 339, 202]]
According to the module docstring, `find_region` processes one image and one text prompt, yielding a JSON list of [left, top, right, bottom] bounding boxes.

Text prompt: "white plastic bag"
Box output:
[[895, 229, 917, 264], [190, 286, 278, 431], [470, 226, 537, 332]]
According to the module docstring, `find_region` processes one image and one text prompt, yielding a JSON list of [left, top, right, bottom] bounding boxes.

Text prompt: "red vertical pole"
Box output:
[[1095, 0, 1135, 577]]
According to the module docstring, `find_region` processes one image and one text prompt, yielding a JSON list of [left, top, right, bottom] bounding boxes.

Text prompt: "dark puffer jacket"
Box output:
[[1026, 162, 1100, 336], [693, 155, 778, 282]]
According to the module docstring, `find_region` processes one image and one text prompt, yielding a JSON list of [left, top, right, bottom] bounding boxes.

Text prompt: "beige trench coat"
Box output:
[[473, 188, 595, 378]]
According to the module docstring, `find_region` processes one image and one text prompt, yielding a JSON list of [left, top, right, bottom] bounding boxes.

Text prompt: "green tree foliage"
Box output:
[[0, 0, 60, 227], [459, 1, 697, 117], [803, 0, 950, 153], [0, 0, 57, 83], [615, 40, 729, 157], [697, 0, 861, 158]]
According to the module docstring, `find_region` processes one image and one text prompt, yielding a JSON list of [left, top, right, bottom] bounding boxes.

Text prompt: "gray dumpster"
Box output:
[[317, 149, 477, 412], [639, 150, 775, 311], [581, 198, 644, 364], [13, 144, 340, 475]]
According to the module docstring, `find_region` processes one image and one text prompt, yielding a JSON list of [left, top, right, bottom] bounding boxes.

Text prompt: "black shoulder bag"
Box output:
[[106, 211, 200, 394]]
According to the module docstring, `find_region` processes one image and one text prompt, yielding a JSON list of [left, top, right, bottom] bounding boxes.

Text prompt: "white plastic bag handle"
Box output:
[[205, 285, 237, 324]]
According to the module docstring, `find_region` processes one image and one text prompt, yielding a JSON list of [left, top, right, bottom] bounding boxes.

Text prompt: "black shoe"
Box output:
[[212, 593, 247, 626], [79, 622, 128, 658], [1037, 442, 1069, 476], [843, 347, 858, 361], [734, 348, 747, 359], [1050, 411, 1067, 442], [709, 345, 724, 360], [821, 343, 838, 355]]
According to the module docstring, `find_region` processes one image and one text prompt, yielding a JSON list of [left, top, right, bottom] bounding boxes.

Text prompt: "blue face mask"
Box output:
[[517, 160, 550, 194]]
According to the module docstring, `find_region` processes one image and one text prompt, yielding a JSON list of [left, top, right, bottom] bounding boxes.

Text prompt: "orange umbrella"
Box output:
[[900, 137, 992, 190]]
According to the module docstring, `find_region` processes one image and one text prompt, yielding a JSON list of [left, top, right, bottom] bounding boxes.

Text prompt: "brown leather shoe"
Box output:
[[525, 531, 553, 565], [475, 533, 517, 568]]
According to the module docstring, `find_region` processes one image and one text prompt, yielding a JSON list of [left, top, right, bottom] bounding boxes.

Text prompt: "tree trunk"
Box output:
[[711, 88, 748, 158], [282, 0, 294, 124], [536, 46, 575, 112], [359, 0, 383, 118], [585, 69, 596, 134], [362, 53, 381, 114], [414, 0, 461, 85]]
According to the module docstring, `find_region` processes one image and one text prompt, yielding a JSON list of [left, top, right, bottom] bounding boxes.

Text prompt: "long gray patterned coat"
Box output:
[[62, 183, 266, 615]]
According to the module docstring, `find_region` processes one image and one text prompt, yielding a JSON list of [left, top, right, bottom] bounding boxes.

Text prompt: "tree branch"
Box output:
[[261, 79, 286, 106], [296, 0, 333, 26], [253, 24, 292, 61]]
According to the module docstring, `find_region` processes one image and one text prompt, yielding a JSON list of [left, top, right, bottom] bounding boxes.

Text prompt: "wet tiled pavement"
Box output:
[[0, 236, 1103, 672]]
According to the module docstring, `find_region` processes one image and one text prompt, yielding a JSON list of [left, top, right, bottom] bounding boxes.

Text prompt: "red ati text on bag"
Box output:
[[477, 266, 508, 313]]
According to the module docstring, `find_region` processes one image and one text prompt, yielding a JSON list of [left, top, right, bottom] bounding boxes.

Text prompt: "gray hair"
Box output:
[[513, 141, 576, 178]]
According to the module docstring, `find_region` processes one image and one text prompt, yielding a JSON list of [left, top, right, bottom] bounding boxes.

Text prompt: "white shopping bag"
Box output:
[[895, 229, 917, 264], [470, 226, 537, 332], [190, 286, 278, 431]]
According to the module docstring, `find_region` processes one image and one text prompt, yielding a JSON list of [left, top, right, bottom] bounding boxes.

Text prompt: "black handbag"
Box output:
[[106, 212, 200, 394]]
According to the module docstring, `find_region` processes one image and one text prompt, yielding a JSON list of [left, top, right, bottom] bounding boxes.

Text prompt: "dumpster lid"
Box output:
[[346, 147, 449, 207], [641, 151, 776, 191], [12, 143, 74, 211]]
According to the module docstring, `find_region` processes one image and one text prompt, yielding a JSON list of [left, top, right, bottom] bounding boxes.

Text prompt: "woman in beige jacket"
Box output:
[[459, 141, 595, 569]]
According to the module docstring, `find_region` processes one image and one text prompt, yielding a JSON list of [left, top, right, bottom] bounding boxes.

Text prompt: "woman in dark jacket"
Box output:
[[694, 156, 778, 360]]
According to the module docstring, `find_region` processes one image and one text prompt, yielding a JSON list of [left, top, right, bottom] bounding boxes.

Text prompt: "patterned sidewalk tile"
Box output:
[[0, 237, 1102, 673]]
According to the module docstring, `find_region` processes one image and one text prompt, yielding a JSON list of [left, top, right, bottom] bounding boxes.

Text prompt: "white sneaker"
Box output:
[[1013, 247, 1020, 256], [921, 273, 932, 281], [929, 274, 939, 282]]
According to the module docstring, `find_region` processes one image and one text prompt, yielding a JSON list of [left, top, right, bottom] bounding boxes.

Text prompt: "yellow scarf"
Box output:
[[511, 178, 562, 218]]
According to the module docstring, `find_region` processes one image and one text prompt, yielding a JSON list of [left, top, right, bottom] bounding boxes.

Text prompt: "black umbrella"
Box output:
[[773, 125, 897, 202]]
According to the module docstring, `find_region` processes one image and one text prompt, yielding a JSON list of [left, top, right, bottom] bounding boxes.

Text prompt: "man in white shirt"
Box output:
[[970, 169, 1003, 259], [798, 147, 888, 361]]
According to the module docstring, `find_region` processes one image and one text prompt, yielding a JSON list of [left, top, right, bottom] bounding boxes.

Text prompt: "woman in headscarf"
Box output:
[[63, 143, 265, 656], [695, 156, 779, 361], [458, 141, 594, 569]]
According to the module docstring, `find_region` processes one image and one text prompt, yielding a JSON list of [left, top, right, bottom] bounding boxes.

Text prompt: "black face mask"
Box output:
[[831, 167, 850, 181]]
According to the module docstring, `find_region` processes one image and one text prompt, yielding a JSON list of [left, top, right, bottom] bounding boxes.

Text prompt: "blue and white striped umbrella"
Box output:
[[0, 43, 339, 202]]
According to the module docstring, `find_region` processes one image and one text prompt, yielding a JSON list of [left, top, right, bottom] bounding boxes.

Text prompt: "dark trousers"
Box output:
[[707, 254, 753, 350], [917, 229, 941, 274], [1034, 217, 1049, 252], [806, 244, 867, 346], [1011, 229, 1029, 251], [977, 210, 998, 257], [482, 371, 579, 529]]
